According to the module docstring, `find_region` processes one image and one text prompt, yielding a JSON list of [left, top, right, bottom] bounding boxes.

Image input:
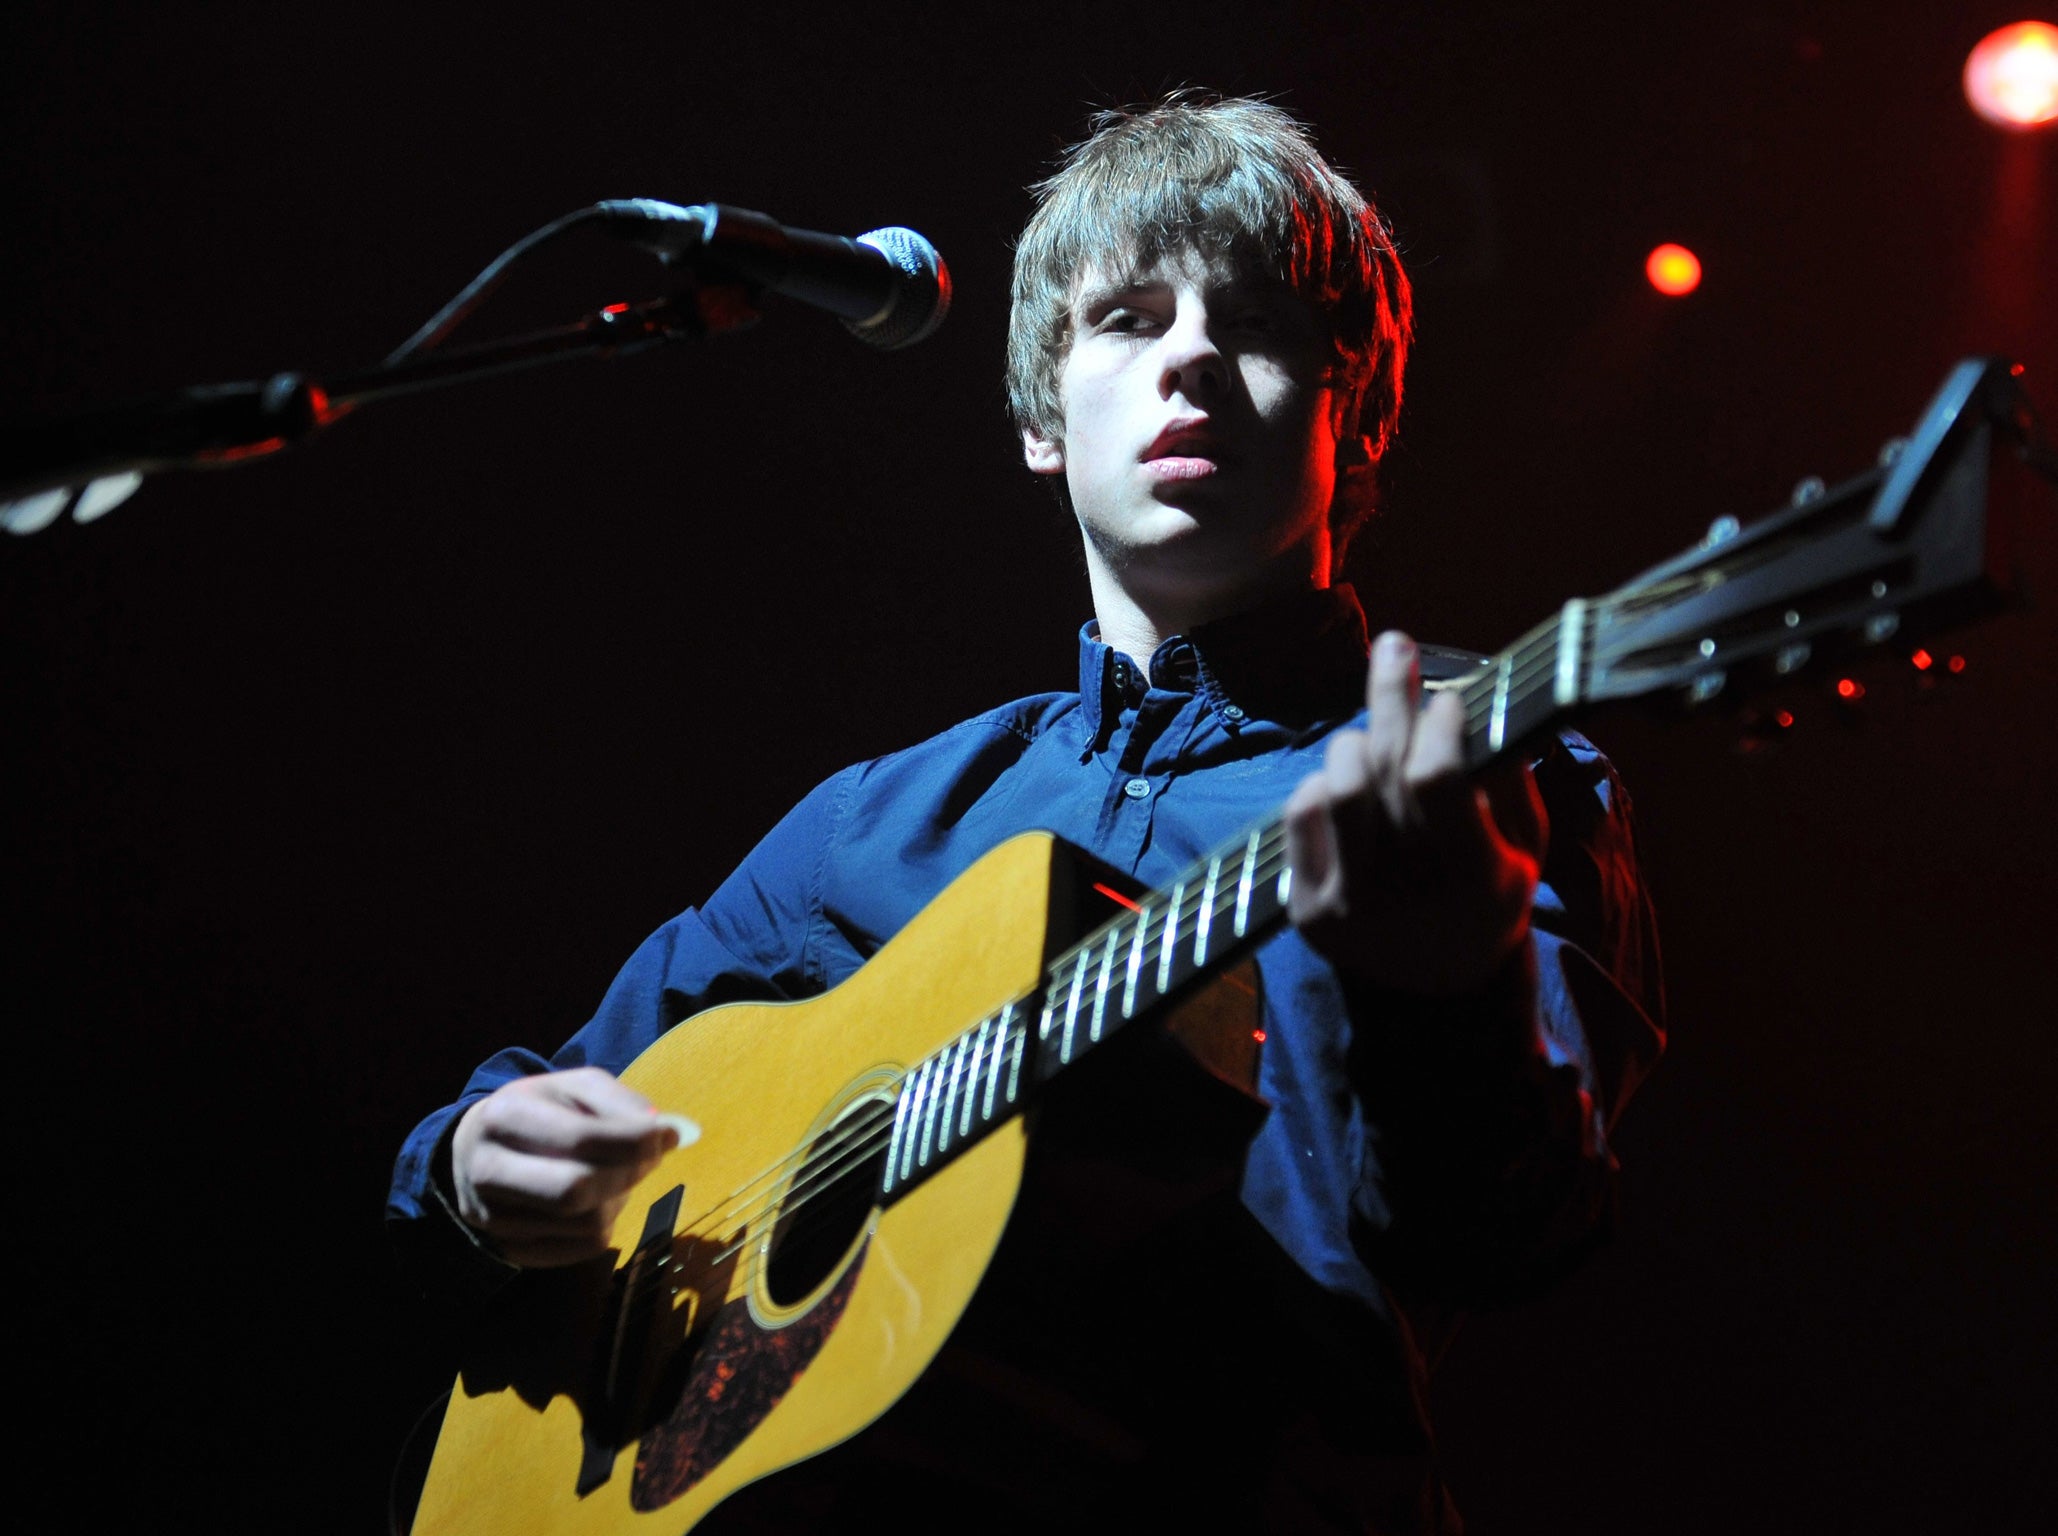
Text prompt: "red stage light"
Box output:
[[1948, 654, 1968, 673], [1836, 678, 1865, 700], [1645, 243, 1702, 296], [1910, 648, 1934, 671], [1774, 709, 1796, 729], [1965, 21, 2058, 129]]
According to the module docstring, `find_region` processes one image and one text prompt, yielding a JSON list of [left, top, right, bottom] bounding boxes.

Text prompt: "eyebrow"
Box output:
[[1072, 276, 1166, 319], [1072, 268, 1293, 324]]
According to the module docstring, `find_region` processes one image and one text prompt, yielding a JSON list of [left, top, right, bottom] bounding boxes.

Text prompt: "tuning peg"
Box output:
[[1791, 475, 1826, 506], [1905, 646, 1968, 692], [1829, 675, 1868, 729], [1879, 436, 1909, 467], [1734, 706, 1798, 755]]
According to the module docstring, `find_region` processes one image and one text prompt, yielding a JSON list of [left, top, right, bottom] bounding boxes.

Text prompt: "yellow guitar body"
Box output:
[[411, 832, 1066, 1536]]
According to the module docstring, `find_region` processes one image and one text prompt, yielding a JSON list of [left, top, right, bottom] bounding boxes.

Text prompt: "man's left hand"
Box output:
[[1283, 629, 1546, 996]]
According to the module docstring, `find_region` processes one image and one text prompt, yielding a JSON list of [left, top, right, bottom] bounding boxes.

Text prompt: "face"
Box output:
[[1022, 248, 1346, 603]]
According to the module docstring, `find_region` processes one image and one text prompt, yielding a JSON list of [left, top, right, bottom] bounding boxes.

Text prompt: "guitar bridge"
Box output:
[[576, 1183, 686, 1495]]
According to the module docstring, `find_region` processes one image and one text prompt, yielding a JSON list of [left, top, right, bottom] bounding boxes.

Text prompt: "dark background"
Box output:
[[4, 3, 2054, 1530]]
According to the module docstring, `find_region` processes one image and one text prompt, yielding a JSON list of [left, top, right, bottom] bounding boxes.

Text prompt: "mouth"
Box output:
[[1143, 418, 1222, 460], [1142, 419, 1225, 478]]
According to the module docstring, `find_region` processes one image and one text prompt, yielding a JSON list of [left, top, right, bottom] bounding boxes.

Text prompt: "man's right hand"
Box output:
[[449, 1067, 678, 1268]]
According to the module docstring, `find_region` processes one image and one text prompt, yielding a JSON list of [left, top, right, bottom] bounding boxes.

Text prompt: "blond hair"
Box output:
[[1007, 95, 1413, 565]]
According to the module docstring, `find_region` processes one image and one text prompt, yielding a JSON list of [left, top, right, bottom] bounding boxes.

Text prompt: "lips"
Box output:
[[1142, 418, 1223, 462]]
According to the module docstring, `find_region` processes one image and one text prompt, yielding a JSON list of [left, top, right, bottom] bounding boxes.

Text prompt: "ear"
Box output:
[[1021, 426, 1065, 476]]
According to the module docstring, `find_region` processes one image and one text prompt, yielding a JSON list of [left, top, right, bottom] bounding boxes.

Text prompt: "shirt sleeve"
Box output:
[[384, 765, 856, 1305], [1344, 732, 1666, 1308]]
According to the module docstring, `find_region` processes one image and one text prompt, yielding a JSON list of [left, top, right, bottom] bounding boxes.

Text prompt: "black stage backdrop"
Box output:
[[3, 4, 2054, 1531]]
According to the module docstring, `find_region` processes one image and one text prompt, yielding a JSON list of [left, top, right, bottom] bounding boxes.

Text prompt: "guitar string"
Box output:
[[1459, 634, 1562, 730], [1461, 641, 1564, 721], [673, 837, 1294, 1273], [651, 821, 1297, 1250], [642, 827, 1284, 1260], [703, 610, 1615, 1263], [644, 629, 1580, 1274], [671, 617, 1588, 1274], [666, 839, 1296, 1280], [620, 636, 1590, 1292]]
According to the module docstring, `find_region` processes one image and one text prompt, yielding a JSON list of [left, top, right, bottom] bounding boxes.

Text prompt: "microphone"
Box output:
[[596, 200, 950, 350]]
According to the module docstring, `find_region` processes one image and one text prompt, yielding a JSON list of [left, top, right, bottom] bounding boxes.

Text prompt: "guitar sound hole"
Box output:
[[763, 1106, 889, 1309]]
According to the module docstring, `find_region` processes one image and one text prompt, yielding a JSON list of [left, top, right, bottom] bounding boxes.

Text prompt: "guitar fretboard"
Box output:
[[876, 602, 1595, 1202], [878, 819, 1296, 1196]]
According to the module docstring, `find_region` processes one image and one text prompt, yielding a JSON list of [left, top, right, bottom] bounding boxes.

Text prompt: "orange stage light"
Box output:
[[1645, 243, 1702, 296], [1965, 21, 2058, 129]]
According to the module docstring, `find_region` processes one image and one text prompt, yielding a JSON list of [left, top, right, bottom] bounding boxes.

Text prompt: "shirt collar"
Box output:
[[1076, 584, 1373, 738]]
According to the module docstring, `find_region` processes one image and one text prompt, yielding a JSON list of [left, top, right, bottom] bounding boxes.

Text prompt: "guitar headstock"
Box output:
[[1453, 358, 2051, 770], [1583, 357, 2045, 717]]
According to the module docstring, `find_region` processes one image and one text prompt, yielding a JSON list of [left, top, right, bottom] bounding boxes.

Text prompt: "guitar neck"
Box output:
[[875, 617, 1580, 1204]]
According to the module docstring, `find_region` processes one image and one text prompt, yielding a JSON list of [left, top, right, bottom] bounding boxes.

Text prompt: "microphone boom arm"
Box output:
[[0, 280, 760, 531]]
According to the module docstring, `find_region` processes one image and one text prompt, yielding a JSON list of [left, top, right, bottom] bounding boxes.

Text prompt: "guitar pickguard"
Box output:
[[633, 1246, 865, 1510]]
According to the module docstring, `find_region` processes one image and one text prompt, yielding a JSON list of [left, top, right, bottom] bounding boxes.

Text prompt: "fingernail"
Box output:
[[654, 1112, 700, 1148]]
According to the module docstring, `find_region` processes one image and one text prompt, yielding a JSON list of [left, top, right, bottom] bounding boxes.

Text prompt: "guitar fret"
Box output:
[[1489, 653, 1512, 753], [884, 1062, 923, 1192], [1004, 1017, 1027, 1106], [1157, 882, 1185, 995], [1123, 904, 1151, 1017], [1234, 828, 1261, 936], [1060, 946, 1091, 1064], [960, 1018, 990, 1138], [1194, 856, 1221, 966], [1078, 922, 1111, 1041], [935, 1031, 971, 1155], [916, 1047, 947, 1167], [982, 1003, 1013, 1121], [1555, 599, 1587, 707]]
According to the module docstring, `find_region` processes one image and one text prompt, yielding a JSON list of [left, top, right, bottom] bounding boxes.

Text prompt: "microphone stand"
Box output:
[[0, 276, 760, 534]]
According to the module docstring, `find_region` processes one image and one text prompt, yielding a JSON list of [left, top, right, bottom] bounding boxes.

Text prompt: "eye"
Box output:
[[1097, 307, 1155, 335]]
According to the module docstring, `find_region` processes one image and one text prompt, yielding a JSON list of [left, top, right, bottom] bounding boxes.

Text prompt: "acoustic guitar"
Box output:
[[406, 358, 2044, 1534]]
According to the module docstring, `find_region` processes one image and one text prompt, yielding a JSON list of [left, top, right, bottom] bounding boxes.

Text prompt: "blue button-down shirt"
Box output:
[[388, 585, 1663, 1518]]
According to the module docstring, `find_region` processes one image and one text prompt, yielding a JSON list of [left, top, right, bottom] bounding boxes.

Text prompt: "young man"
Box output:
[[389, 98, 1663, 1532]]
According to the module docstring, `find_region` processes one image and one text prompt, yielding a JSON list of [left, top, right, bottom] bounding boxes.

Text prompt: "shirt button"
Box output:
[[1220, 704, 1246, 722], [1123, 777, 1152, 800]]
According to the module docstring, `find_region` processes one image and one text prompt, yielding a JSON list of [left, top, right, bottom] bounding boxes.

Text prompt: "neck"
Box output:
[[1083, 539, 1332, 670]]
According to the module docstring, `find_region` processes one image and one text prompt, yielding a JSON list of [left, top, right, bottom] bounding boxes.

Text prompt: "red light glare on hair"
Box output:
[[1836, 677, 1865, 700], [1965, 21, 2058, 128], [1910, 648, 1934, 671], [1645, 244, 1702, 295]]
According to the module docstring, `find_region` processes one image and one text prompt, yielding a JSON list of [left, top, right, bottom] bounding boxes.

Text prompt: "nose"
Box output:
[[1158, 300, 1228, 404]]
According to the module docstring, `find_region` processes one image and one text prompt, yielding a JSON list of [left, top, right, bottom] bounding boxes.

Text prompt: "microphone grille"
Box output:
[[849, 228, 952, 349]]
